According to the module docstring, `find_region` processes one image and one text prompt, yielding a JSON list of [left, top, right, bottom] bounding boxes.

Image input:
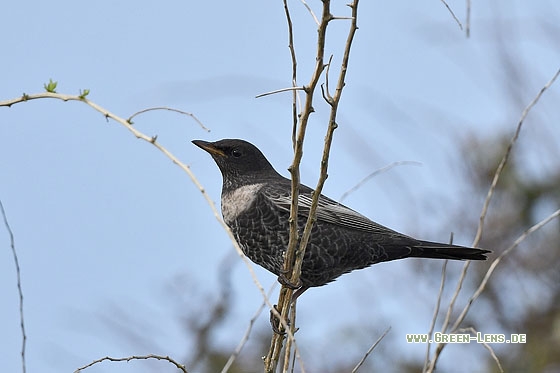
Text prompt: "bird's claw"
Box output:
[[270, 305, 288, 335], [277, 273, 302, 290]]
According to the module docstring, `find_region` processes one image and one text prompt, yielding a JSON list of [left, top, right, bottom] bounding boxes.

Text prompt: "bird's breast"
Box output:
[[221, 183, 265, 225]]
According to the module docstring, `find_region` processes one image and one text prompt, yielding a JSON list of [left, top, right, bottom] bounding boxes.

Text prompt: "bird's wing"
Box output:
[[265, 187, 399, 234]]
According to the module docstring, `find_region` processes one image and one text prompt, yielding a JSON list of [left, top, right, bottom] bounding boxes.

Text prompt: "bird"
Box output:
[[193, 139, 490, 300]]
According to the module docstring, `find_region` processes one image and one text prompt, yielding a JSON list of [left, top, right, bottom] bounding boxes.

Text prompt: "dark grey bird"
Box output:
[[193, 139, 490, 299]]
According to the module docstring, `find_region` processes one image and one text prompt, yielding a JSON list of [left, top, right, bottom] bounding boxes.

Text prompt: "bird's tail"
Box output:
[[410, 241, 490, 261]]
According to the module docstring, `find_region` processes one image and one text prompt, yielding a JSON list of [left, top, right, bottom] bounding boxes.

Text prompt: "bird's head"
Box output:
[[192, 139, 280, 189]]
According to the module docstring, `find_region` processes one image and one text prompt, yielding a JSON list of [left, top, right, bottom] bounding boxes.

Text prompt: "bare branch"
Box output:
[[255, 86, 305, 99], [425, 253, 473, 372], [299, 0, 320, 26], [281, 0, 300, 148], [339, 161, 421, 202], [425, 67, 560, 373], [127, 106, 210, 132], [423, 259, 447, 372], [264, 0, 333, 369], [451, 208, 560, 332], [265, 1, 360, 371], [282, 301, 302, 373], [473, 67, 560, 247], [73, 354, 188, 373], [351, 326, 391, 373], [439, 0, 463, 31], [1, 200, 26, 373], [0, 92, 275, 322], [293, 0, 360, 300]]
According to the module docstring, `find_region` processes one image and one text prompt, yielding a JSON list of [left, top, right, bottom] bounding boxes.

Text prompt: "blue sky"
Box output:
[[1, 1, 559, 372]]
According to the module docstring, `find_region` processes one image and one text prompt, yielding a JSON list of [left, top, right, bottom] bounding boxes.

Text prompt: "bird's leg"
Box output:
[[291, 285, 309, 302]]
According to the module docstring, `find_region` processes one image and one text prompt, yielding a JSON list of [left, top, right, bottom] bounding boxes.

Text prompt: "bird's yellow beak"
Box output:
[[192, 140, 226, 157]]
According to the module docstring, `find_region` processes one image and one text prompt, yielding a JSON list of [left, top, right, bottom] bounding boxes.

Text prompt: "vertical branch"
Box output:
[[264, 2, 331, 371], [265, 0, 362, 371], [265, 1, 360, 372], [293, 0, 360, 295], [1, 200, 26, 373]]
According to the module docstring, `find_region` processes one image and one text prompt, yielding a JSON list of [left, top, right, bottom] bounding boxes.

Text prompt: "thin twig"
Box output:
[[351, 326, 391, 373], [127, 106, 210, 132], [1, 200, 26, 373], [255, 86, 305, 98], [439, 0, 463, 30], [282, 0, 300, 148], [282, 301, 301, 373], [299, 0, 320, 26], [339, 161, 421, 202], [423, 234, 452, 372], [73, 354, 188, 372], [423, 260, 447, 372]]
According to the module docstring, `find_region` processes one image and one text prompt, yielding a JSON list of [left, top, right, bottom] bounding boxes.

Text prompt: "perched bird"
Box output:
[[193, 139, 490, 299]]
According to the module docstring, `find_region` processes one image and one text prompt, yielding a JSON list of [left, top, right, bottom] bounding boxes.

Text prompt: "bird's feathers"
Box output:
[[266, 187, 401, 235], [221, 183, 266, 224]]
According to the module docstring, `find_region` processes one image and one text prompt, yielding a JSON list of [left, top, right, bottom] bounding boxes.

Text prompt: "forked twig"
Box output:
[[265, 1, 360, 371], [264, 1, 333, 370]]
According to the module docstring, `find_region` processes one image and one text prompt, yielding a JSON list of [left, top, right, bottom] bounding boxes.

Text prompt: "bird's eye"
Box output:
[[231, 148, 242, 158]]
